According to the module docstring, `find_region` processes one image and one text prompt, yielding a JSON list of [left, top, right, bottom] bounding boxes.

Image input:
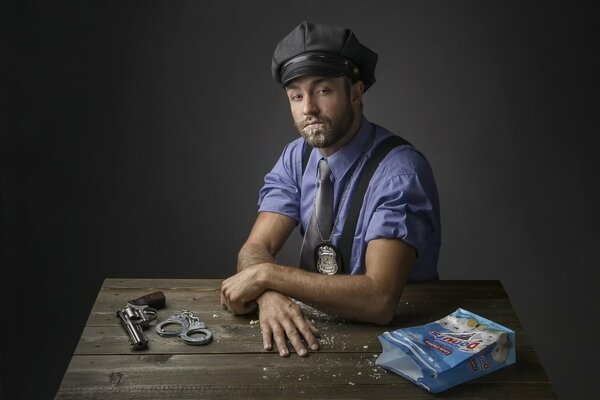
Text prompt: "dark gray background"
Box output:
[[3, 1, 598, 399]]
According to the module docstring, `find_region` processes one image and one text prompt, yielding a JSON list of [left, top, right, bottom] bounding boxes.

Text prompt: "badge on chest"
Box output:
[[315, 243, 342, 275]]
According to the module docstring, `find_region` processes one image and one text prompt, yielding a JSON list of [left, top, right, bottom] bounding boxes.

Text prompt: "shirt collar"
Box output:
[[323, 116, 372, 182]]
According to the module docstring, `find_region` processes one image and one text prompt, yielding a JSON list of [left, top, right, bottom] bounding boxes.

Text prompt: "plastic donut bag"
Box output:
[[376, 308, 516, 393]]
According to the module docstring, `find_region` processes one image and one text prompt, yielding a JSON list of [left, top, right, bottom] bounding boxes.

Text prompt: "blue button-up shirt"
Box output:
[[258, 117, 441, 281]]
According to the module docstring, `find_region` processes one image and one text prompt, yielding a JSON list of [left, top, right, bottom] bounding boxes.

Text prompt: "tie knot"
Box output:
[[318, 159, 331, 181]]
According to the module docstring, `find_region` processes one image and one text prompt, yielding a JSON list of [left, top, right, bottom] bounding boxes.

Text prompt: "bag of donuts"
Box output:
[[376, 308, 515, 393]]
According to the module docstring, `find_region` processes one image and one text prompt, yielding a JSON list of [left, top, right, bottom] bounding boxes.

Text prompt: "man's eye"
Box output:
[[316, 88, 330, 95], [290, 94, 302, 101]]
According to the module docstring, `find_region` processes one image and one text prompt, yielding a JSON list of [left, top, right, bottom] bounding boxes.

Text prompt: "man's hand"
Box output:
[[221, 212, 296, 316], [221, 264, 320, 357], [256, 290, 319, 357], [221, 265, 267, 315]]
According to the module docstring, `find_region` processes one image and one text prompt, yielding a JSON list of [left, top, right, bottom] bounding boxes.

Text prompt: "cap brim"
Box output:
[[281, 62, 345, 86]]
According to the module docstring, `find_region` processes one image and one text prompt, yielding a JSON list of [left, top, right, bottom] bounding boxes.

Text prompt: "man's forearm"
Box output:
[[237, 242, 275, 272], [236, 244, 380, 319], [258, 238, 415, 325], [263, 264, 397, 325], [237, 212, 296, 273]]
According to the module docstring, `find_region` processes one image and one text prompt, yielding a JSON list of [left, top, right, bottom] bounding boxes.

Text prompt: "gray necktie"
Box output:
[[300, 159, 333, 270]]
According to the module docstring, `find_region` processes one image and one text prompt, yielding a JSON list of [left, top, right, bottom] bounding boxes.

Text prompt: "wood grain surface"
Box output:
[[55, 279, 557, 399]]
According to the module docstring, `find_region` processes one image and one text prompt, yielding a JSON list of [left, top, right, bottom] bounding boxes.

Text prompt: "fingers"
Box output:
[[272, 326, 290, 357], [220, 279, 231, 310], [258, 294, 319, 357], [263, 321, 305, 357], [224, 300, 257, 316], [306, 317, 320, 336], [259, 316, 290, 356], [285, 303, 319, 353], [220, 268, 265, 315], [300, 314, 320, 351], [240, 301, 258, 315], [220, 278, 249, 315], [261, 323, 273, 352]]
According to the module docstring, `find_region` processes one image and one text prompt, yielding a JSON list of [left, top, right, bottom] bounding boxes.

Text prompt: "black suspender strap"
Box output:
[[301, 134, 410, 272], [337, 135, 410, 270], [301, 141, 311, 174]]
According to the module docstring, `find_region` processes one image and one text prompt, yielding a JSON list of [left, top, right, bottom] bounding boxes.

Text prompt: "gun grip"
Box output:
[[129, 291, 166, 309]]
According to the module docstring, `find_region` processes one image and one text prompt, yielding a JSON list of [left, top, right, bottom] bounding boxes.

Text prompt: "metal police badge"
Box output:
[[315, 243, 341, 275]]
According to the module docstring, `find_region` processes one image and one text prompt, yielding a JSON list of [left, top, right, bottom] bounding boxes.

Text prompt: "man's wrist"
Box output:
[[256, 287, 286, 307], [256, 288, 275, 307], [254, 262, 276, 292]]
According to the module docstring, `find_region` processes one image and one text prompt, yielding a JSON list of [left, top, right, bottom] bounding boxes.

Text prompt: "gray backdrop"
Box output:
[[4, 1, 598, 398]]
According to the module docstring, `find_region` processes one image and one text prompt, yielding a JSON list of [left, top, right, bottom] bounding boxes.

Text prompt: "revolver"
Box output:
[[116, 291, 166, 349]]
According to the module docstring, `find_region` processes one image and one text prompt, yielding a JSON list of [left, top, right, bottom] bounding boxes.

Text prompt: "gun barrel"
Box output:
[[117, 308, 149, 349]]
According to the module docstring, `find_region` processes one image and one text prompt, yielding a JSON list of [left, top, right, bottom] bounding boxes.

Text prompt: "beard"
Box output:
[[295, 102, 355, 148]]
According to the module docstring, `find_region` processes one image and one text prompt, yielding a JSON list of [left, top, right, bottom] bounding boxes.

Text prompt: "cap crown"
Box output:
[[271, 21, 378, 90]]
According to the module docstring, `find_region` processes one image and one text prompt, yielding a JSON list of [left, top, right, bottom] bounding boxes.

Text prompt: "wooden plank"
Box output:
[[90, 287, 220, 315], [92, 287, 514, 317], [401, 280, 509, 301], [55, 352, 555, 400], [102, 278, 223, 289], [57, 351, 552, 388], [92, 283, 519, 333], [74, 321, 535, 355], [56, 382, 558, 400], [75, 324, 394, 355], [90, 298, 523, 328], [99, 279, 510, 301], [389, 299, 522, 328]]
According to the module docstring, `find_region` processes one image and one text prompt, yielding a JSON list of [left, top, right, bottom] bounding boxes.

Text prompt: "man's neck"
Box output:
[[318, 115, 363, 157]]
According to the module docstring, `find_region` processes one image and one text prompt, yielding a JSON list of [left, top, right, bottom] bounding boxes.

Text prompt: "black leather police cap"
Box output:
[[271, 21, 378, 91]]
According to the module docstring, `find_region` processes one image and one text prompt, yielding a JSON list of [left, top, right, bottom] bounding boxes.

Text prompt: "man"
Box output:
[[221, 21, 441, 358]]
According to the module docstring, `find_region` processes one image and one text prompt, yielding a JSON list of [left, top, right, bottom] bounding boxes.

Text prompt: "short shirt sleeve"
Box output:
[[257, 141, 303, 222], [363, 162, 437, 256]]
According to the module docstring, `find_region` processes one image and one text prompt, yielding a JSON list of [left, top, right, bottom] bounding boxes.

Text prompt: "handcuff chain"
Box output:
[[181, 310, 200, 324]]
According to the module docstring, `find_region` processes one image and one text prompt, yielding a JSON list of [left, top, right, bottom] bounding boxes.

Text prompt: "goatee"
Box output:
[[297, 106, 355, 148]]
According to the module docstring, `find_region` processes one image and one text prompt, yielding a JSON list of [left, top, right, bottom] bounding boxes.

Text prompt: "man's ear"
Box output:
[[351, 81, 365, 105]]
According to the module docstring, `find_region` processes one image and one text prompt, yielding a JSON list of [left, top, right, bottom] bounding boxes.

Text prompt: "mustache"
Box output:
[[302, 118, 325, 128]]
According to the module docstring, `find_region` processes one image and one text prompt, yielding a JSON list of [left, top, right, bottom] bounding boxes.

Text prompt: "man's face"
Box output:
[[285, 76, 355, 148]]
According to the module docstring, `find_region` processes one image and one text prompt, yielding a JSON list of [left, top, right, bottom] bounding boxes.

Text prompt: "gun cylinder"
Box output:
[[117, 309, 149, 349]]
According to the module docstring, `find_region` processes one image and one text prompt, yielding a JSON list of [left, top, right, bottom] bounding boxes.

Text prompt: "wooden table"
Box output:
[[55, 279, 556, 399]]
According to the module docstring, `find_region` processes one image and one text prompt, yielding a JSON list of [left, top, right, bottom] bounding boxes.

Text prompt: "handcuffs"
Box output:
[[155, 310, 212, 345]]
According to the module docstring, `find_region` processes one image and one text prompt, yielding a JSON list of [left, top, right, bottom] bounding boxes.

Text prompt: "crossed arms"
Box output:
[[220, 211, 416, 357]]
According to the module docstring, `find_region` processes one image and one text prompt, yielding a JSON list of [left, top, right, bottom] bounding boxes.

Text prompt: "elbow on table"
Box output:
[[365, 297, 397, 326], [372, 308, 396, 326]]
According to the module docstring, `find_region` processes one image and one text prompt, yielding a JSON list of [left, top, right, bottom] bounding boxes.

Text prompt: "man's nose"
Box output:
[[302, 96, 318, 116]]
